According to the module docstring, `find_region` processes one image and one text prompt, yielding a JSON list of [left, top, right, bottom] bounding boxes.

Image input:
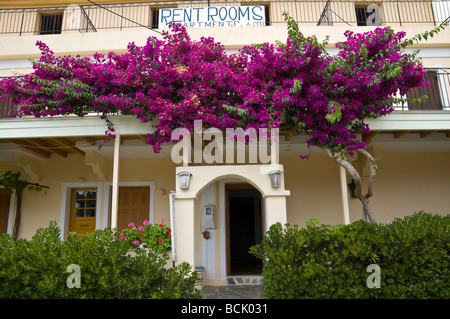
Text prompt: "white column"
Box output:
[[339, 166, 351, 225], [111, 134, 121, 230], [201, 184, 216, 280], [174, 197, 196, 268], [264, 196, 288, 232]]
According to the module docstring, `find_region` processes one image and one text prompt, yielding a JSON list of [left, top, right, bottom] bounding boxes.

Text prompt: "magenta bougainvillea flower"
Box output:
[[0, 18, 427, 157]]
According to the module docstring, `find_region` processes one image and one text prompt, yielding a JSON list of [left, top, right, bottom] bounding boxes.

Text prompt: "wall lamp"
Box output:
[[269, 170, 283, 188], [178, 172, 192, 190]]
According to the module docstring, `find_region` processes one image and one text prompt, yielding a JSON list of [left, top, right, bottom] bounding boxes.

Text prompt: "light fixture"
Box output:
[[269, 170, 282, 188], [178, 172, 191, 190]]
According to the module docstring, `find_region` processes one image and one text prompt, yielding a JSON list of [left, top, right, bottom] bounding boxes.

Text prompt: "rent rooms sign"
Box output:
[[158, 6, 266, 29]]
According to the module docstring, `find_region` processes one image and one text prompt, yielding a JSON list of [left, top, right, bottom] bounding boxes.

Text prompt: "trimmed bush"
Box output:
[[0, 221, 201, 299], [250, 211, 449, 299]]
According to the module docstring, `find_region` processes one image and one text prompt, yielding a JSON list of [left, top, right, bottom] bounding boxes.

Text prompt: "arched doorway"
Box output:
[[226, 183, 263, 275], [173, 164, 289, 284]]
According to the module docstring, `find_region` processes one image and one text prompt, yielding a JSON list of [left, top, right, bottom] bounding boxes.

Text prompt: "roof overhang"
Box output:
[[1, 112, 449, 159]]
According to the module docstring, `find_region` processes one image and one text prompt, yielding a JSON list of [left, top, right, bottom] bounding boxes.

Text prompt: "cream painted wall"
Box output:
[[281, 153, 344, 227], [118, 157, 177, 223], [0, 153, 178, 239], [280, 150, 450, 228], [2, 148, 449, 239], [353, 151, 450, 224], [13, 153, 95, 239]]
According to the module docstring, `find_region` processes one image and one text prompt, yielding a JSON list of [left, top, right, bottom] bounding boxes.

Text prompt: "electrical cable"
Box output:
[[86, 0, 163, 34]]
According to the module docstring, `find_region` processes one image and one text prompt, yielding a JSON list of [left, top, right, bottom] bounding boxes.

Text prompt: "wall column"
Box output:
[[174, 197, 196, 268], [110, 134, 121, 230], [339, 166, 351, 225], [264, 195, 288, 232]]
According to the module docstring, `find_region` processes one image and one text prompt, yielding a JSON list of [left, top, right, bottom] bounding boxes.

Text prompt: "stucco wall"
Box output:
[[354, 151, 450, 224], [2, 146, 449, 239]]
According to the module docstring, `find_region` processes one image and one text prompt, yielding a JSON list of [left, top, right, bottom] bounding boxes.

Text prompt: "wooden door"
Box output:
[[117, 187, 150, 233], [0, 188, 12, 235], [69, 188, 97, 236]]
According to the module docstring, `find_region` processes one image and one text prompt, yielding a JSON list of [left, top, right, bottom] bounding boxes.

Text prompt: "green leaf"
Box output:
[[325, 101, 342, 124], [290, 79, 303, 94], [298, 121, 306, 130]]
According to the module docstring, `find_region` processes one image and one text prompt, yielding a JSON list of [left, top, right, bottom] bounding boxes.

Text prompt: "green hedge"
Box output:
[[0, 221, 201, 299], [250, 211, 449, 299]]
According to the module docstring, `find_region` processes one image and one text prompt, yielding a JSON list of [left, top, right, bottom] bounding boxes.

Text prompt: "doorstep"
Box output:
[[226, 275, 263, 285]]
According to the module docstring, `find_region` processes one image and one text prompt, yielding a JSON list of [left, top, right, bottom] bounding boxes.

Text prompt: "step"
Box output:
[[226, 275, 263, 286]]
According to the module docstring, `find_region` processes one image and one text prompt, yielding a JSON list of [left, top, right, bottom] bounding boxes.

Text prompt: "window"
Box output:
[[39, 11, 63, 34], [355, 3, 381, 26], [406, 70, 443, 110], [150, 6, 177, 29], [69, 188, 97, 235]]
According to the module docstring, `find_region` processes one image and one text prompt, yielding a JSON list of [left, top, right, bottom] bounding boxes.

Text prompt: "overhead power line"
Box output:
[[86, 0, 163, 34]]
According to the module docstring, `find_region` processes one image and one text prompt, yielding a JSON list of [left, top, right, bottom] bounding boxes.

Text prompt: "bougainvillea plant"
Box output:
[[1, 15, 447, 223]]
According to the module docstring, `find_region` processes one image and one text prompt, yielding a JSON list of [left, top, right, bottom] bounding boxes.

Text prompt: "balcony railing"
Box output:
[[398, 68, 450, 111], [0, 0, 449, 36], [1, 68, 449, 119]]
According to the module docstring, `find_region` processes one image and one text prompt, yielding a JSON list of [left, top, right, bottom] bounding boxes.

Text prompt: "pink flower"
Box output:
[[160, 218, 165, 223], [128, 222, 135, 228], [143, 220, 150, 225], [133, 240, 140, 245], [138, 226, 144, 231], [119, 232, 125, 237]]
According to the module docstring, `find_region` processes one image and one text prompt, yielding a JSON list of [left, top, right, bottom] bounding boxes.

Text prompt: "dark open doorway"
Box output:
[[226, 184, 263, 275]]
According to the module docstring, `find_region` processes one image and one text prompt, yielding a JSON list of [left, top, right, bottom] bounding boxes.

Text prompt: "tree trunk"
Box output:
[[12, 189, 22, 239], [321, 146, 377, 223]]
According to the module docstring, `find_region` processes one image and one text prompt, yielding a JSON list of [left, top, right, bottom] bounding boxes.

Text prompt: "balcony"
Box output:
[[1, 68, 449, 119], [0, 0, 449, 36]]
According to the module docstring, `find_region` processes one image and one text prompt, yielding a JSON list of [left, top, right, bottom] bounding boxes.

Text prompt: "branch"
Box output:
[[20, 180, 50, 189], [320, 145, 362, 199], [357, 148, 378, 199]]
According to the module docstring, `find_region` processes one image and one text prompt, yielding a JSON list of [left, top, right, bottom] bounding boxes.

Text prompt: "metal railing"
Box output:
[[0, 0, 449, 35], [1, 69, 449, 119], [0, 99, 17, 118], [398, 68, 450, 111]]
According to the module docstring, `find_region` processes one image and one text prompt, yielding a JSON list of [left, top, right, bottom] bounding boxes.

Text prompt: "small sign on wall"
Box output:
[[159, 6, 266, 29]]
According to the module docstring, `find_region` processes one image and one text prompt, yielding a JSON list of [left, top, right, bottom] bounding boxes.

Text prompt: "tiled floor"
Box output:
[[201, 285, 265, 299]]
